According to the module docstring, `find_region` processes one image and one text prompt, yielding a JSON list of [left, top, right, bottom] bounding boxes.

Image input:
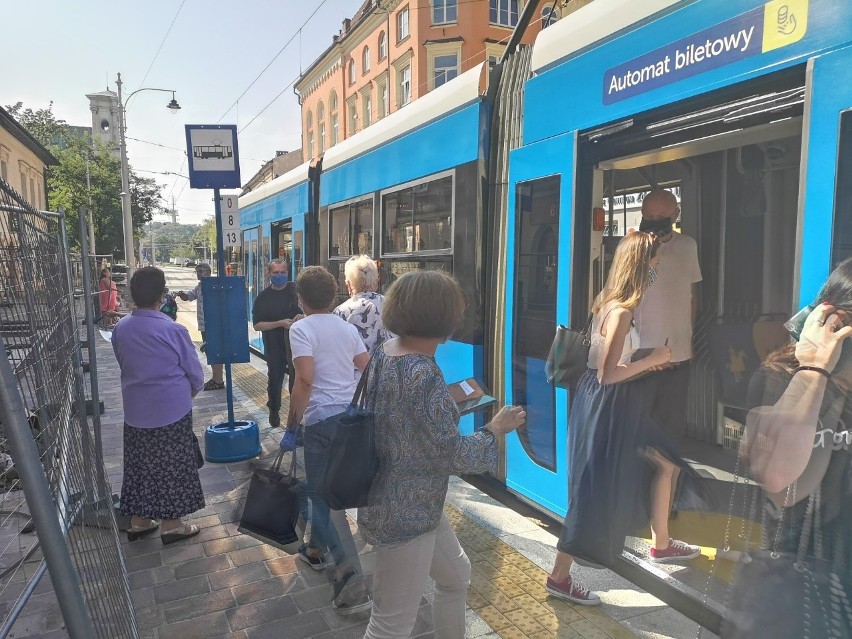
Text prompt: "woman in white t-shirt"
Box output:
[[283, 266, 371, 615]]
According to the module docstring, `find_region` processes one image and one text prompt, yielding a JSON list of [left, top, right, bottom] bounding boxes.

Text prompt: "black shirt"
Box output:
[[251, 284, 301, 360]]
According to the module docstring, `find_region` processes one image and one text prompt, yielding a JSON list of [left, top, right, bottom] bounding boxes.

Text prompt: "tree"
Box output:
[[6, 102, 164, 259], [193, 217, 217, 257]]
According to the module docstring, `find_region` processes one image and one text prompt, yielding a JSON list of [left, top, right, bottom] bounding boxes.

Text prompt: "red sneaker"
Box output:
[[650, 539, 700, 563], [545, 576, 601, 605]]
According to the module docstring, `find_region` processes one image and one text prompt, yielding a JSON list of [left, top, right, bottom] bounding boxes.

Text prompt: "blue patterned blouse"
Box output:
[[357, 347, 497, 545]]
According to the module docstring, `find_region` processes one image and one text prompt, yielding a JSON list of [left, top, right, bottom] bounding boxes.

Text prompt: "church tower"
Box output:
[[85, 90, 120, 155]]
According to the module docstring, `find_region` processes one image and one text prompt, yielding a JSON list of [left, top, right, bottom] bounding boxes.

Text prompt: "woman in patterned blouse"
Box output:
[[359, 270, 526, 639], [333, 255, 391, 354]]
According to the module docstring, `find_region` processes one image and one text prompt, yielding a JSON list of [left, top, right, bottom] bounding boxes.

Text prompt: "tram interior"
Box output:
[[592, 121, 804, 597]]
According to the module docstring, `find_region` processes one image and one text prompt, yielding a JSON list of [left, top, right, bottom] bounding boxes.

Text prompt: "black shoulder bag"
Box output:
[[545, 315, 593, 389], [311, 352, 383, 510]]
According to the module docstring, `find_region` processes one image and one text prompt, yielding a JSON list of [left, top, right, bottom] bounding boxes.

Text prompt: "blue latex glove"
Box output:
[[280, 428, 298, 452]]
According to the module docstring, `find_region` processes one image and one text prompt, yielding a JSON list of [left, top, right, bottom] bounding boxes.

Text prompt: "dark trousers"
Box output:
[[266, 331, 295, 427], [644, 363, 691, 439]]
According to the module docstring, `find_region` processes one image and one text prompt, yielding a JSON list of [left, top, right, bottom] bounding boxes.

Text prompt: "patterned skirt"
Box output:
[[120, 412, 205, 520]]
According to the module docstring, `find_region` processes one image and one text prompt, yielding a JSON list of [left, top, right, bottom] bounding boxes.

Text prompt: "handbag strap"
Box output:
[[270, 437, 300, 479], [353, 348, 384, 410]]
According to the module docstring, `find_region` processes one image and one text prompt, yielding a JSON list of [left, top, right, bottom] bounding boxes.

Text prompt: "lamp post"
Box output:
[[115, 73, 181, 281]]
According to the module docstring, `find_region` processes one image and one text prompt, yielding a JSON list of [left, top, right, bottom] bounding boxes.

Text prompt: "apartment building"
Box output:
[[295, 0, 561, 161]]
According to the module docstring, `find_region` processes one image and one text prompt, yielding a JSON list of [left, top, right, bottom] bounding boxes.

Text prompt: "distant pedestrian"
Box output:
[[251, 259, 303, 427], [98, 268, 119, 326], [333, 255, 392, 354], [176, 263, 225, 391], [280, 266, 371, 614], [112, 267, 204, 545], [359, 270, 525, 638], [546, 232, 705, 606]]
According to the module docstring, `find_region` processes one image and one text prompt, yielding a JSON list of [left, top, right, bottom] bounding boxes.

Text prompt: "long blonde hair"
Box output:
[[592, 231, 659, 315]]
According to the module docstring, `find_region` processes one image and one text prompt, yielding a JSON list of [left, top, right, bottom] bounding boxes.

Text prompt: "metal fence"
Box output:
[[0, 178, 137, 638]]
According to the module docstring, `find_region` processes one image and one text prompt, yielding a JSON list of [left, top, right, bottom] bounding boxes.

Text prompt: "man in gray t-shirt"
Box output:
[[634, 189, 702, 439]]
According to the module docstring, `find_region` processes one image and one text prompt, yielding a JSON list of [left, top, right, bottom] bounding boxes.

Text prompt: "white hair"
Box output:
[[344, 255, 379, 293]]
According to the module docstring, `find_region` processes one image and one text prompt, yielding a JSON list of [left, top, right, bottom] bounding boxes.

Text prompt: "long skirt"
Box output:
[[119, 412, 205, 520], [557, 368, 710, 566]]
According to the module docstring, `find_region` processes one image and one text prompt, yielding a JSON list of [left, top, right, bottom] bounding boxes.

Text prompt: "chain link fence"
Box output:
[[0, 178, 137, 638]]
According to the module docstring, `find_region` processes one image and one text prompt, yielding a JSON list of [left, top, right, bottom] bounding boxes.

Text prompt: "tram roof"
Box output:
[[531, 0, 686, 74], [238, 161, 311, 209], [322, 62, 486, 172]]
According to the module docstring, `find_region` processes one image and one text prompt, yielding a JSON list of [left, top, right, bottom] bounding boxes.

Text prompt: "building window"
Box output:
[[29, 177, 35, 206], [433, 0, 457, 24], [363, 93, 372, 127], [330, 92, 339, 145], [398, 66, 411, 107], [541, 5, 558, 28], [19, 172, 27, 202], [383, 174, 453, 254], [379, 31, 387, 60], [363, 46, 371, 73], [307, 132, 315, 159], [349, 100, 358, 135], [397, 6, 410, 42], [490, 0, 519, 27], [0, 159, 7, 181], [319, 123, 326, 153], [377, 79, 389, 119], [348, 59, 356, 85], [433, 53, 459, 88], [306, 110, 314, 158]]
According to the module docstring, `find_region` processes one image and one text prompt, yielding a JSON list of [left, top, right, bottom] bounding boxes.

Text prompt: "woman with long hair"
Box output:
[[546, 231, 704, 605]]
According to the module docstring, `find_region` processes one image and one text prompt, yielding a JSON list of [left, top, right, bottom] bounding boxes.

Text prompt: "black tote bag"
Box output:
[[545, 316, 593, 389], [237, 448, 305, 553], [312, 353, 382, 511]]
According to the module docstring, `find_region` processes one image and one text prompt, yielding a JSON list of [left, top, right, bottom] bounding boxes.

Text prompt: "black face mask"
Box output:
[[639, 217, 674, 236]]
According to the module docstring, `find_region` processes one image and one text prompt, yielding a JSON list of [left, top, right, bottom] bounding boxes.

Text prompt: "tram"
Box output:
[[239, 0, 852, 627]]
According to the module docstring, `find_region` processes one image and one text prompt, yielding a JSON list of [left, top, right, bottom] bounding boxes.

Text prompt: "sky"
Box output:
[[3, 0, 366, 224]]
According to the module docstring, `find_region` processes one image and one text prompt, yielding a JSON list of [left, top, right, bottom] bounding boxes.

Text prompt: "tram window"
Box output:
[[293, 230, 303, 274], [832, 110, 852, 267], [383, 174, 453, 254], [512, 175, 560, 472], [329, 198, 373, 257]]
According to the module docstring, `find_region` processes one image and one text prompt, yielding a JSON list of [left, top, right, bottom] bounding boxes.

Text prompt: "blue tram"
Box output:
[[239, 0, 852, 625]]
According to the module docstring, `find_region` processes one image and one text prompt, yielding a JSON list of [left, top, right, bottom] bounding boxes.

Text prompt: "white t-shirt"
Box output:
[[289, 314, 367, 426], [634, 232, 702, 363]]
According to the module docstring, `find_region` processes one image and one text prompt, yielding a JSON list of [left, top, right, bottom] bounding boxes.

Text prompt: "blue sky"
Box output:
[[3, 0, 365, 223]]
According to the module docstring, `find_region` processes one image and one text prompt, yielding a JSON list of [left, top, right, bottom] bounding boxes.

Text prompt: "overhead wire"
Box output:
[[138, 0, 188, 88], [217, 0, 330, 123]]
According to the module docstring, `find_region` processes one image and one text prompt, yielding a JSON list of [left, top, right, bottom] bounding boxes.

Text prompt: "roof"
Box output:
[[530, 0, 685, 73], [238, 161, 312, 209], [0, 106, 59, 166], [295, 0, 381, 92]]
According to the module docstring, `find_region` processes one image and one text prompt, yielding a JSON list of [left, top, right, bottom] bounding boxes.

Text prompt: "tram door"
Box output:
[[243, 227, 263, 353], [505, 136, 574, 517]]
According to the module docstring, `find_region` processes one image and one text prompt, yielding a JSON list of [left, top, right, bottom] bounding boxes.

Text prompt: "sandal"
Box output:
[[160, 523, 200, 545], [203, 379, 225, 391], [127, 519, 159, 542]]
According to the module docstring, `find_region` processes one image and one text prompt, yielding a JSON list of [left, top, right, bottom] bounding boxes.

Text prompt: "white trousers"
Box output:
[[364, 514, 470, 639]]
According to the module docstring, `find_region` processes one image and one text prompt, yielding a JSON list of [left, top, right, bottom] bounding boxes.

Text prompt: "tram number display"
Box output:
[[220, 195, 240, 248]]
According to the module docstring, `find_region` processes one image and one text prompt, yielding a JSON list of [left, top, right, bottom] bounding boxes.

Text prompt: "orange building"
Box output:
[[295, 0, 561, 161]]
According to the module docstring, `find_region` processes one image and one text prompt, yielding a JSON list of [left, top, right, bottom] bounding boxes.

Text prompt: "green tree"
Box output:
[[192, 217, 217, 257], [6, 102, 163, 259]]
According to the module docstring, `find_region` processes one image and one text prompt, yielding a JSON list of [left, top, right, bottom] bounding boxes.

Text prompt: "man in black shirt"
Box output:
[[252, 259, 302, 428]]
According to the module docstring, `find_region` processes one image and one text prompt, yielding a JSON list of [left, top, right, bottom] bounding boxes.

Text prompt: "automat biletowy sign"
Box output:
[[603, 0, 809, 105]]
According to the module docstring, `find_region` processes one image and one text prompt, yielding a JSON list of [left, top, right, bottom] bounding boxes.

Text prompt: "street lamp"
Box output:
[[115, 73, 181, 281]]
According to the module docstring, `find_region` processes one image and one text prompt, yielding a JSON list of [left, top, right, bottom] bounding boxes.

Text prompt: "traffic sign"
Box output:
[[220, 194, 240, 247], [185, 124, 241, 189]]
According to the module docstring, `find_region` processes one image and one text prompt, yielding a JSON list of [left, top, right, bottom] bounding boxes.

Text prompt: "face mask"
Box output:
[[639, 217, 674, 236], [648, 266, 658, 287], [270, 273, 288, 287]]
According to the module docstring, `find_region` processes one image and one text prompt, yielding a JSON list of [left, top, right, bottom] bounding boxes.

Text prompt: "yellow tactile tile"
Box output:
[[505, 608, 548, 635], [478, 605, 515, 631]]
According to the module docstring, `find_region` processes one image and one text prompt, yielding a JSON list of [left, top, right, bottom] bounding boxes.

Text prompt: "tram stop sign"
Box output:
[[185, 124, 241, 189]]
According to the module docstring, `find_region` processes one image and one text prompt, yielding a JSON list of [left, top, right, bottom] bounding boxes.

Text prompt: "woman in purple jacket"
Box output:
[[112, 267, 205, 544]]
